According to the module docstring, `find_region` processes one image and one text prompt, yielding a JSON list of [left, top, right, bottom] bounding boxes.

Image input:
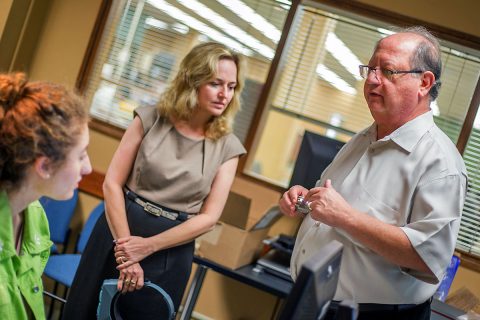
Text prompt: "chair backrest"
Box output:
[[97, 279, 176, 320], [77, 201, 104, 253], [40, 189, 79, 248]]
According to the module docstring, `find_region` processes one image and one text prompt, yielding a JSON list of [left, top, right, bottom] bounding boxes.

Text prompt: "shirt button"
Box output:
[[301, 249, 305, 254], [33, 286, 39, 293], [315, 222, 320, 227]]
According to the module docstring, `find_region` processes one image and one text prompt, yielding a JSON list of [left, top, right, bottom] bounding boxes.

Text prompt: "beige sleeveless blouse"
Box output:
[[125, 106, 246, 213]]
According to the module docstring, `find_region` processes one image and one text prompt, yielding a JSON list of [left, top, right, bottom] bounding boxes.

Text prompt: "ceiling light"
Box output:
[[145, 17, 168, 30], [316, 64, 357, 95], [325, 32, 363, 81], [216, 0, 282, 43], [377, 28, 395, 37], [147, 0, 253, 56], [178, 0, 274, 59], [171, 22, 189, 34], [275, 0, 291, 5], [474, 105, 480, 129]]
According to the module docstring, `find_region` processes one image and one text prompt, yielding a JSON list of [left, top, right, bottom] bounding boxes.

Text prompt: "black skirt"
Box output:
[[62, 196, 194, 320]]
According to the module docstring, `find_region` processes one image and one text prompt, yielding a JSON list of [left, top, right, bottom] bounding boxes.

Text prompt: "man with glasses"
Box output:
[[280, 26, 467, 320]]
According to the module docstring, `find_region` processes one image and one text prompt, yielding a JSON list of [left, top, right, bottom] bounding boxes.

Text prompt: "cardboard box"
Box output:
[[196, 192, 282, 269]]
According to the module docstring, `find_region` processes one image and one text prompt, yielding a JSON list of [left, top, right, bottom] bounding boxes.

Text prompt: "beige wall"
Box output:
[[5, 0, 478, 318], [0, 0, 13, 33], [28, 0, 102, 84], [25, 0, 107, 226], [356, 0, 480, 38]]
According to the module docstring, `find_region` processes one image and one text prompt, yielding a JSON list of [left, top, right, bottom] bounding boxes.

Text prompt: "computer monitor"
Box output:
[[289, 131, 345, 190], [278, 240, 343, 320]]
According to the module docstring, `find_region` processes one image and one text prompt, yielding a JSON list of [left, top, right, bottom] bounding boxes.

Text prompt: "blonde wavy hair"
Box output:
[[157, 42, 245, 140]]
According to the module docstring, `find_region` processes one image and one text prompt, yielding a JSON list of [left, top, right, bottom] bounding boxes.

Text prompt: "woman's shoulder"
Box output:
[[214, 132, 246, 159], [134, 106, 170, 133], [134, 105, 158, 119], [216, 131, 241, 145]]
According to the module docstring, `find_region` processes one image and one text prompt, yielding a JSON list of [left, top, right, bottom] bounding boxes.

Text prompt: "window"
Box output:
[[458, 117, 480, 257], [81, 1, 480, 259], [83, 0, 290, 143]]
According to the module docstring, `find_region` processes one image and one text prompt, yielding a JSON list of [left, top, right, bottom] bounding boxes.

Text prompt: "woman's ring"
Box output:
[[124, 279, 130, 285], [130, 281, 136, 286]]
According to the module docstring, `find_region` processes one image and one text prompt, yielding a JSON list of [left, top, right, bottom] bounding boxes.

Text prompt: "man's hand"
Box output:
[[307, 179, 354, 227], [279, 185, 309, 217]]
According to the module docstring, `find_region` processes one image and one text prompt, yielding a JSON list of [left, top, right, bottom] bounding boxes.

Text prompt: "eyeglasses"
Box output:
[[359, 65, 423, 81]]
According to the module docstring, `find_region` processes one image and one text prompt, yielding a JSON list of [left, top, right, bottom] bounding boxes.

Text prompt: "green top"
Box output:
[[0, 191, 52, 319]]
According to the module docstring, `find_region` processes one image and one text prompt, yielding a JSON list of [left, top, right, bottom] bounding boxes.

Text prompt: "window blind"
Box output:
[[458, 123, 480, 257], [84, 0, 290, 141], [269, 7, 478, 141]]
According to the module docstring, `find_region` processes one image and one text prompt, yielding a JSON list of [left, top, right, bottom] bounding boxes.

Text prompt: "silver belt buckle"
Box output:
[[144, 203, 162, 217], [162, 211, 177, 220], [144, 202, 178, 220]]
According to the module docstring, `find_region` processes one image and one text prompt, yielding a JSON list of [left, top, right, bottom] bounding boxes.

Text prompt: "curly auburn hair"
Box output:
[[0, 72, 88, 189]]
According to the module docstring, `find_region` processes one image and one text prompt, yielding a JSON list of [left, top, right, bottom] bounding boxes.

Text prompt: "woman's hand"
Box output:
[[114, 236, 155, 268], [117, 262, 144, 293]]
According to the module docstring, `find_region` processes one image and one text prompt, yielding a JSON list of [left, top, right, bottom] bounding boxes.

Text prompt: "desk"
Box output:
[[431, 299, 466, 320], [180, 256, 293, 320], [180, 257, 469, 320]]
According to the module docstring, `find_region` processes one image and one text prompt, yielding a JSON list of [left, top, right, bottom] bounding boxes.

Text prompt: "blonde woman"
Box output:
[[64, 42, 246, 319], [0, 72, 91, 319]]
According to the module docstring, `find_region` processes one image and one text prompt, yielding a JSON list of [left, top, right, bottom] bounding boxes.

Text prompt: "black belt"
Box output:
[[125, 189, 194, 222], [330, 297, 432, 313]]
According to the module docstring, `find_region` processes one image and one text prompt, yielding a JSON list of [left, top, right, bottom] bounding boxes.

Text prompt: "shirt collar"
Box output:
[[0, 190, 17, 260], [22, 201, 52, 254], [0, 191, 52, 259], [363, 111, 435, 153], [362, 124, 377, 144]]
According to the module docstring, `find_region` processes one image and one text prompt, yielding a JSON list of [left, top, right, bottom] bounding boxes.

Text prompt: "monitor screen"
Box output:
[[289, 131, 345, 190], [278, 240, 343, 320]]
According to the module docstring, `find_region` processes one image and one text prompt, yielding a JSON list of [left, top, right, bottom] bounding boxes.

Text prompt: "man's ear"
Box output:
[[419, 71, 435, 98], [34, 156, 52, 179]]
